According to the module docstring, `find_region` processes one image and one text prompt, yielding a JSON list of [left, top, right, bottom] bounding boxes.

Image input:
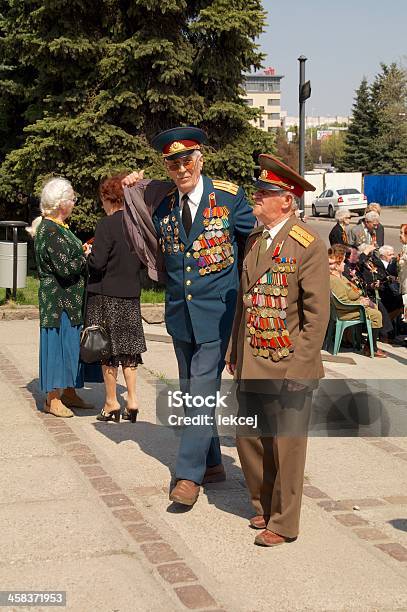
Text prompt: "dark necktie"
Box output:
[[181, 193, 192, 236]]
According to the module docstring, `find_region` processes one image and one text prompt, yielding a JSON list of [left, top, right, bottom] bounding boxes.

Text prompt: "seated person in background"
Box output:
[[398, 224, 407, 321], [343, 246, 365, 291], [329, 209, 351, 246], [357, 244, 394, 341], [350, 211, 380, 248], [357, 203, 384, 247], [328, 247, 387, 358], [376, 246, 403, 319]]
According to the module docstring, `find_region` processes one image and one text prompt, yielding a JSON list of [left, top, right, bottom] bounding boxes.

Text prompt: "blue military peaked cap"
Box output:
[[151, 127, 208, 160]]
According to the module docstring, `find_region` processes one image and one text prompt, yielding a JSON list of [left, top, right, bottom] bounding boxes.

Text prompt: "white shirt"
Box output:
[[380, 258, 389, 270], [178, 176, 203, 223], [263, 217, 290, 249]]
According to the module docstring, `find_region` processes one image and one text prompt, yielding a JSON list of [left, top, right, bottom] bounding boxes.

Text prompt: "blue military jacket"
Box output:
[[153, 175, 255, 344]]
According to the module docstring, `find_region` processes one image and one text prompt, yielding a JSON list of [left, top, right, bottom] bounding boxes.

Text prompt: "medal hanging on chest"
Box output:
[[192, 192, 234, 276], [158, 195, 184, 254], [245, 240, 297, 361]]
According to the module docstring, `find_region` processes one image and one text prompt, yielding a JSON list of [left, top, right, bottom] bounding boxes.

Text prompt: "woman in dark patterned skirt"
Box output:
[[85, 173, 147, 422]]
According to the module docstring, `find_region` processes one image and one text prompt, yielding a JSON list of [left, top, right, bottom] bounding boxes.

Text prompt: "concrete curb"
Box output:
[[145, 332, 172, 344], [0, 302, 165, 323]]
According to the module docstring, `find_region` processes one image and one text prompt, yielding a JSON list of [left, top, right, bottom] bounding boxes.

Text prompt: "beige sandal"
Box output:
[[44, 400, 74, 418]]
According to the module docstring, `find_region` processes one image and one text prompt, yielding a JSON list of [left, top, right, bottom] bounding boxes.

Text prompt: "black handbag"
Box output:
[[80, 324, 110, 363], [80, 271, 111, 363]]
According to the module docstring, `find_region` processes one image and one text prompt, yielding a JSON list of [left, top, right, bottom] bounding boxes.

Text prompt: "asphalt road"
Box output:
[[304, 211, 402, 251]]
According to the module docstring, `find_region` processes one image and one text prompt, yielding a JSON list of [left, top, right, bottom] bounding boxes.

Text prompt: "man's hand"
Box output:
[[121, 169, 144, 188], [225, 362, 236, 376]]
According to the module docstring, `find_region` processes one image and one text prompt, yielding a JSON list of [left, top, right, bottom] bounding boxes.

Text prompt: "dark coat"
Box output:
[[329, 222, 349, 246], [358, 253, 402, 314], [87, 210, 142, 298]]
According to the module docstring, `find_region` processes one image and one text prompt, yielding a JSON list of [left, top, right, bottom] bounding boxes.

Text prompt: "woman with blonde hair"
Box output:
[[27, 177, 93, 417]]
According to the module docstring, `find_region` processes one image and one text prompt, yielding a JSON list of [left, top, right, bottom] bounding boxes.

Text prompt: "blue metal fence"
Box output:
[[364, 174, 407, 207]]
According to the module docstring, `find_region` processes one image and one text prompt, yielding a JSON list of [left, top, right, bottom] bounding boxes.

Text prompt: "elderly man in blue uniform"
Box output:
[[123, 127, 255, 506]]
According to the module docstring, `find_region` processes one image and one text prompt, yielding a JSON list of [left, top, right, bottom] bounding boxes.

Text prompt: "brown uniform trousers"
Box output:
[[236, 390, 312, 538], [226, 215, 330, 539]]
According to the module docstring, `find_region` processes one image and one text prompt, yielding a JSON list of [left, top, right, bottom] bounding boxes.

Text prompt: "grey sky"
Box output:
[[259, 0, 407, 117]]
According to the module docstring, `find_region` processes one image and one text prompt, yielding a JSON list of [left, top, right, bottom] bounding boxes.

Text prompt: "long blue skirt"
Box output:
[[40, 311, 85, 393]]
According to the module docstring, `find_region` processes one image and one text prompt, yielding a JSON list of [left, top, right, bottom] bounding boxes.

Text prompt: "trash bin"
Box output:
[[0, 221, 28, 300]]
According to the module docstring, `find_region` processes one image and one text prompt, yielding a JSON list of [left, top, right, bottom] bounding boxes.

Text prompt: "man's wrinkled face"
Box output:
[[252, 189, 292, 225], [164, 153, 203, 194], [365, 220, 378, 232], [381, 249, 394, 262], [329, 256, 345, 273]]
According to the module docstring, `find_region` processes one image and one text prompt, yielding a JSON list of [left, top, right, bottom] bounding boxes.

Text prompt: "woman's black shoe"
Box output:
[[123, 407, 139, 423], [96, 407, 121, 423]]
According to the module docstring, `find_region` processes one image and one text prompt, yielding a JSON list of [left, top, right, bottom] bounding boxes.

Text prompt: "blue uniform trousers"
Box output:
[[172, 335, 228, 484]]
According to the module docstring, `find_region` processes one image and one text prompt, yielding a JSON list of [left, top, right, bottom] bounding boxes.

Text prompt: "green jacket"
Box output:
[[34, 218, 86, 328]]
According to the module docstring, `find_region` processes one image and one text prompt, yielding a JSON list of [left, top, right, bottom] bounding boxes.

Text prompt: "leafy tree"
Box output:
[[275, 127, 298, 171], [0, 0, 273, 231], [320, 131, 346, 167], [371, 63, 407, 173], [339, 77, 375, 173]]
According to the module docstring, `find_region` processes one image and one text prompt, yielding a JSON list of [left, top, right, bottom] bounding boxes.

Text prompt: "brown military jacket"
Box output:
[[225, 214, 330, 386]]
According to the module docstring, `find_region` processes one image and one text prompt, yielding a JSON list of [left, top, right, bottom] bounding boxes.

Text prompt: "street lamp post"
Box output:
[[298, 55, 311, 216]]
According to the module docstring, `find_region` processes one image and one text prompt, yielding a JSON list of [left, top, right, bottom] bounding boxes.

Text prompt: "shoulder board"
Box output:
[[289, 224, 315, 248], [212, 180, 239, 196], [167, 186, 177, 196]]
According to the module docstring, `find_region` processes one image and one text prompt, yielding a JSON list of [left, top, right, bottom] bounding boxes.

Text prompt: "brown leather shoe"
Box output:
[[202, 464, 226, 484], [169, 480, 200, 506], [362, 346, 388, 358], [254, 530, 295, 547], [249, 515, 270, 530]]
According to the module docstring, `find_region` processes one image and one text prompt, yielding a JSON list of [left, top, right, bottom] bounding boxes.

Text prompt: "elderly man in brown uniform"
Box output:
[[226, 154, 330, 547]]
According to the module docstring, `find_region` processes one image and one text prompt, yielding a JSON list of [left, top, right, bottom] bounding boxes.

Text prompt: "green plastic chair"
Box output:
[[324, 292, 375, 358]]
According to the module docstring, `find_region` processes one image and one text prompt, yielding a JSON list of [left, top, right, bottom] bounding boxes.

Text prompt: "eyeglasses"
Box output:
[[165, 157, 196, 172]]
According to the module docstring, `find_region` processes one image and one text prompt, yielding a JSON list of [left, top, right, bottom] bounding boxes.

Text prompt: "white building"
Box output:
[[283, 115, 350, 129], [242, 68, 284, 132]]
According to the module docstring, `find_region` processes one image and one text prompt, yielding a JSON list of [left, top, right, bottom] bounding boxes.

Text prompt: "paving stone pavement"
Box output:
[[0, 319, 407, 612]]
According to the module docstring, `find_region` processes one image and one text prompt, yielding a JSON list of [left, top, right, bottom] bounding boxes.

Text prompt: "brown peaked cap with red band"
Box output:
[[256, 153, 316, 198]]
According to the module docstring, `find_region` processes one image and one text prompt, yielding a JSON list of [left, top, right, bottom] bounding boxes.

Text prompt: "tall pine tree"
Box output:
[[339, 77, 375, 173], [371, 63, 407, 173], [0, 0, 273, 231]]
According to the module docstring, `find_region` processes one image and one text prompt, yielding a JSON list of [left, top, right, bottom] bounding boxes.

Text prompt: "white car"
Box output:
[[311, 188, 368, 218]]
